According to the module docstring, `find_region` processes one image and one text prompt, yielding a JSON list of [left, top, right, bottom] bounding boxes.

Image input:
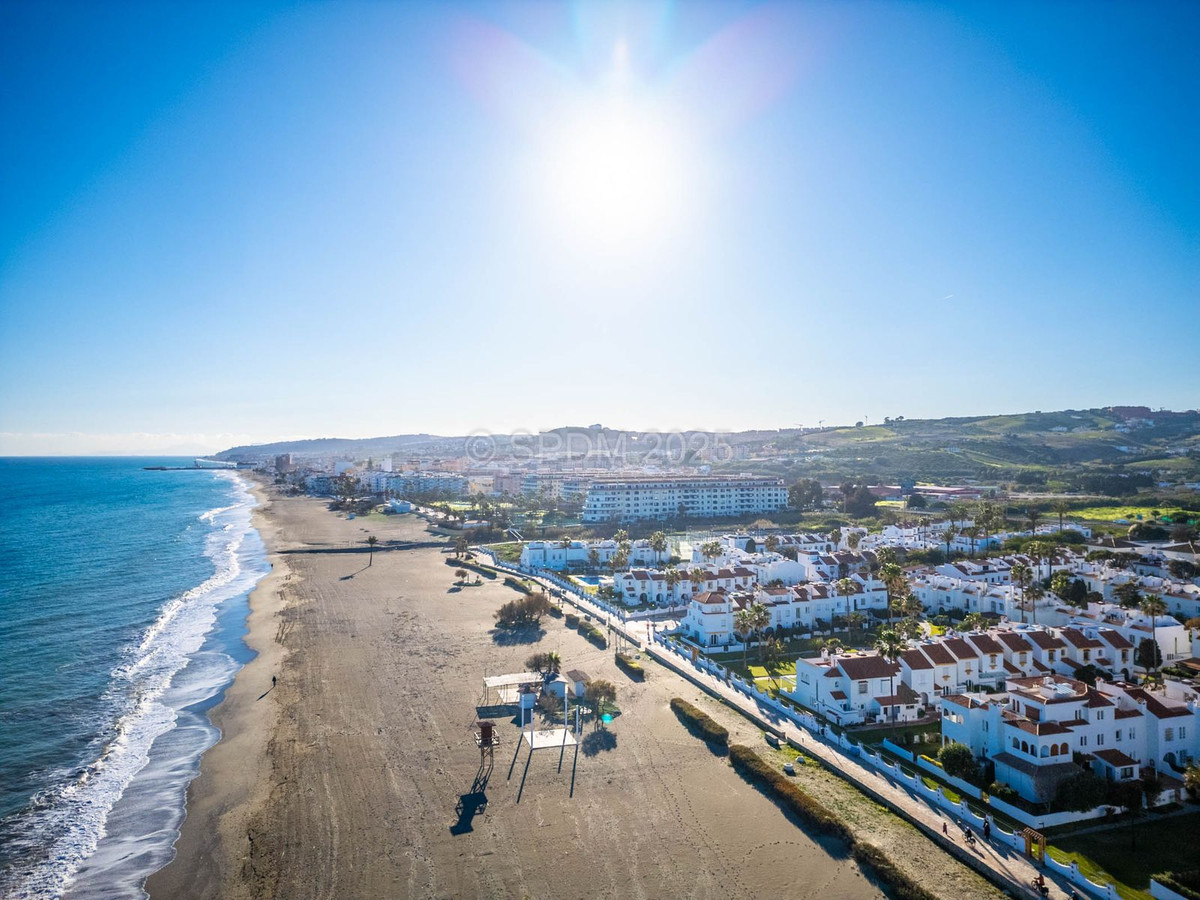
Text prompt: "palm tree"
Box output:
[[847, 531, 862, 551], [964, 525, 981, 558], [1052, 499, 1071, 535], [836, 578, 858, 637], [701, 540, 722, 563], [689, 568, 707, 595], [663, 566, 680, 610], [830, 528, 842, 549], [649, 530, 668, 563], [1141, 594, 1167, 680], [880, 562, 906, 626], [1028, 539, 1053, 584], [1010, 563, 1032, 624], [588, 547, 601, 571], [764, 534, 780, 554], [734, 607, 754, 669], [748, 602, 771, 663], [366, 535, 378, 566], [900, 591, 923, 622], [874, 628, 904, 721], [1026, 507, 1042, 535], [1025, 580, 1045, 626], [940, 526, 956, 559]]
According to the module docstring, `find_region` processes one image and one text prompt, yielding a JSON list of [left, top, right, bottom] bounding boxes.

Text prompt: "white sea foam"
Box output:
[[0, 473, 268, 900]]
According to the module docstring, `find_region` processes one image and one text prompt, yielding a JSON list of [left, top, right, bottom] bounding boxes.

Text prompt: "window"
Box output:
[[1097, 734, 1105, 746], [1097, 710, 1105, 721], [1115, 730, 1123, 742], [1165, 728, 1175, 741], [858, 681, 868, 695], [1120, 767, 1133, 779], [1080, 735, 1088, 747], [1181, 727, 1188, 740]]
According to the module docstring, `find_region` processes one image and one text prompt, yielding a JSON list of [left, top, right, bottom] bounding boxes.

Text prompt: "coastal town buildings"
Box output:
[[940, 673, 1198, 805]]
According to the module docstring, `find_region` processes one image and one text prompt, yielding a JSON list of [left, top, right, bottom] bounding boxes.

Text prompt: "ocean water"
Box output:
[[0, 458, 270, 899]]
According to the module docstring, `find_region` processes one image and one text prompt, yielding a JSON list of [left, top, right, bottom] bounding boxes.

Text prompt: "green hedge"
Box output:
[[547, 605, 564, 618], [1155, 871, 1200, 900], [565, 613, 580, 628], [727, 744, 850, 840], [728, 744, 937, 900], [615, 652, 645, 681], [579, 621, 607, 649], [445, 557, 497, 579], [670, 698, 728, 748]]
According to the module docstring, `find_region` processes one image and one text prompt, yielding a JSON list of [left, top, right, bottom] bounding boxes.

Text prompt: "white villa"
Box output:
[[519, 538, 666, 571], [789, 650, 919, 726], [940, 673, 1198, 805]]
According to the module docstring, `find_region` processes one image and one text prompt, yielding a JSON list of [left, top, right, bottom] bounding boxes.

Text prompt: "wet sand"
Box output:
[[148, 486, 895, 899]]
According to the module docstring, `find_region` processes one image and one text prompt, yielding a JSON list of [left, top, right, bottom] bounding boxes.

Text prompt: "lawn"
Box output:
[[488, 541, 523, 563], [1071, 505, 1194, 523], [849, 721, 941, 745], [1049, 811, 1200, 900]]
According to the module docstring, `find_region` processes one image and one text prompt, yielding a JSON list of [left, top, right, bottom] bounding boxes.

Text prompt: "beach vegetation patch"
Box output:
[[669, 698, 729, 749], [615, 652, 645, 680], [494, 592, 552, 628], [578, 621, 607, 648]]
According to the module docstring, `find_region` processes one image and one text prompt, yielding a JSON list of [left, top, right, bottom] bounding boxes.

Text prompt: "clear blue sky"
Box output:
[[1, 1, 1196, 454]]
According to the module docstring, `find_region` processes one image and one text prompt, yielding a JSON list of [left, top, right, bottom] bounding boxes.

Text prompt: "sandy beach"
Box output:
[[147, 485, 995, 900]]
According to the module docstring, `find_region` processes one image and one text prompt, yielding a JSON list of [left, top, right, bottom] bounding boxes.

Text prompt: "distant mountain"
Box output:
[[214, 407, 1200, 484]]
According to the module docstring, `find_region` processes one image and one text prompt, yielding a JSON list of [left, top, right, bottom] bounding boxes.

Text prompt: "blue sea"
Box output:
[[0, 458, 269, 899]]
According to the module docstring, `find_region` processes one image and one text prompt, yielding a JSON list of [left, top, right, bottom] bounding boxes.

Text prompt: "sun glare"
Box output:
[[544, 98, 685, 247]]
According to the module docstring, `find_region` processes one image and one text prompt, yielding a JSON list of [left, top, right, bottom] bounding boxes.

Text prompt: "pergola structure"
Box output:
[[481, 671, 544, 706]]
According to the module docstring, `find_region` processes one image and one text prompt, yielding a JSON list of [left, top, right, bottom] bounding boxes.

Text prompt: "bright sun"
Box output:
[[545, 99, 684, 247]]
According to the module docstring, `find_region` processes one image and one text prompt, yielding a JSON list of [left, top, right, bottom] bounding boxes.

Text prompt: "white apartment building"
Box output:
[[384, 471, 469, 497], [582, 476, 788, 523], [940, 674, 1199, 805]]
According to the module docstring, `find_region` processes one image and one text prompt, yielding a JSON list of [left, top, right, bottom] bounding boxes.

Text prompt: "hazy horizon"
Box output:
[[3, 1, 1197, 455], [1, 399, 1196, 457]]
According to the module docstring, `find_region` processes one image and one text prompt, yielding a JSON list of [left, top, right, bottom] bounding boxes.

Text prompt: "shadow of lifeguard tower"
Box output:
[[451, 720, 500, 836]]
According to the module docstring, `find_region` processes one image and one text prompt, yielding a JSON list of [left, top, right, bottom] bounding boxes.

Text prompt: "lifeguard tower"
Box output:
[[474, 720, 500, 765]]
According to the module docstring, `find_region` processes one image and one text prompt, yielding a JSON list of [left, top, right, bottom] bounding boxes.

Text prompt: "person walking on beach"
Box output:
[[272, 675, 277, 689]]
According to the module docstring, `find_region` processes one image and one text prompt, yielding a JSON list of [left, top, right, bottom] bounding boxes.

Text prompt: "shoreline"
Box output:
[[142, 488, 1005, 900], [144, 476, 289, 900]]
